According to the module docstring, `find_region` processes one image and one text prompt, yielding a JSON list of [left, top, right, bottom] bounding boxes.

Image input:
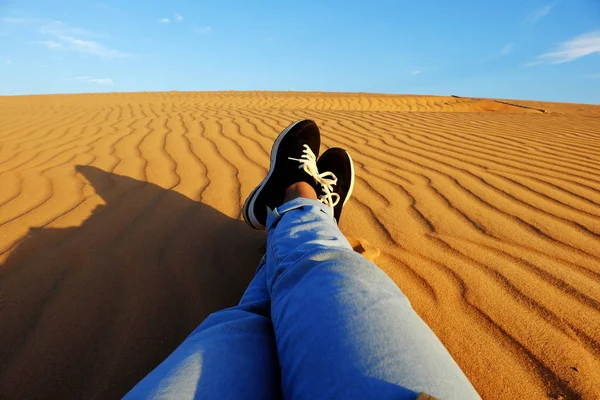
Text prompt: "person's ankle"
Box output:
[[283, 181, 317, 203]]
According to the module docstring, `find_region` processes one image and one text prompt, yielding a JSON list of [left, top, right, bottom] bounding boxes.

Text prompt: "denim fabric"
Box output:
[[124, 198, 480, 400]]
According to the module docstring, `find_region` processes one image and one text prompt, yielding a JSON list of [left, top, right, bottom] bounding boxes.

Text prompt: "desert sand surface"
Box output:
[[0, 91, 599, 399]]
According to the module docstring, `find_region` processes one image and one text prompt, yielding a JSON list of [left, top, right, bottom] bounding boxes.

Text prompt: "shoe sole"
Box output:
[[242, 120, 306, 229], [343, 150, 355, 207], [332, 149, 354, 222]]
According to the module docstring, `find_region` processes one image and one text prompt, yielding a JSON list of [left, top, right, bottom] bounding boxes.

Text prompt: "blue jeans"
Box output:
[[124, 198, 480, 399]]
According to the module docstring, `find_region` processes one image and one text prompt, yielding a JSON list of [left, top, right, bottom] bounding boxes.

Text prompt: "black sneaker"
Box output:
[[243, 120, 321, 229], [315, 148, 355, 224]]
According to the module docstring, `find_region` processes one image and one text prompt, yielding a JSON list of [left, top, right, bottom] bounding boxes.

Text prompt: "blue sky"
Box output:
[[1, 0, 599, 103]]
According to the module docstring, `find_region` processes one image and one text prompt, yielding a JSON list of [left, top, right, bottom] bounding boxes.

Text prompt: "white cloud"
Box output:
[[89, 78, 114, 85], [5, 59, 12, 65], [531, 31, 600, 65], [500, 43, 514, 56], [58, 35, 129, 58], [39, 40, 63, 49], [159, 18, 170, 24], [411, 70, 421, 75], [38, 35, 130, 58], [194, 26, 213, 34], [39, 21, 129, 58], [0, 17, 35, 24], [585, 73, 600, 79], [10, 18, 129, 58], [175, 13, 183, 22], [524, 2, 556, 24], [76, 76, 114, 85], [40, 21, 101, 38]]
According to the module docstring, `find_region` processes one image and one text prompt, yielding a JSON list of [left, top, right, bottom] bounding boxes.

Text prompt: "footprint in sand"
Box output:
[[347, 237, 381, 262]]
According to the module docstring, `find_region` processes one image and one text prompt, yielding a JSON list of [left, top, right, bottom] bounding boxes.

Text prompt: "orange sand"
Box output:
[[0, 92, 599, 399]]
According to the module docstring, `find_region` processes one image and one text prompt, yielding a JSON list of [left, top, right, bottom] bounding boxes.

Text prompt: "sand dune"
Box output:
[[0, 91, 599, 399]]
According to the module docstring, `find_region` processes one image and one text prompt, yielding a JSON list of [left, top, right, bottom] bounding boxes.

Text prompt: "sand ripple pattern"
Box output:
[[0, 92, 599, 399]]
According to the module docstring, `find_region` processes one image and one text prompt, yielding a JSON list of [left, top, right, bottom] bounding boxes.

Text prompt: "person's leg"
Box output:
[[265, 195, 480, 400], [241, 119, 478, 398], [124, 261, 281, 400]]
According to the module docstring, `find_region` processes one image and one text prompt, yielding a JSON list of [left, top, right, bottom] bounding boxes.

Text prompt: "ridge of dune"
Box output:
[[0, 91, 599, 399]]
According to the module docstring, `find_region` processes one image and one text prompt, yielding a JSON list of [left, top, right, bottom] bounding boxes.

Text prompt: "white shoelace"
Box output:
[[289, 144, 340, 215]]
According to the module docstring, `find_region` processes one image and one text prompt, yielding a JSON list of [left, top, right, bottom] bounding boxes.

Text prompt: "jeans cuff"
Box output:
[[266, 198, 332, 230]]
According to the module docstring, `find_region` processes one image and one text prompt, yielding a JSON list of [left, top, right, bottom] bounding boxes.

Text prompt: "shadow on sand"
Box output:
[[0, 165, 266, 399]]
